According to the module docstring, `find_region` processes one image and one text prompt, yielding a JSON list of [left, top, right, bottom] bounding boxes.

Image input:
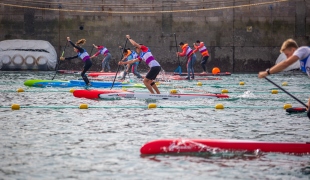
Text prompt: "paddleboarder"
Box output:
[[90, 44, 112, 72], [60, 37, 92, 88], [118, 35, 161, 94], [258, 38, 310, 118], [176, 42, 197, 80], [120, 48, 142, 80], [193, 40, 210, 74]]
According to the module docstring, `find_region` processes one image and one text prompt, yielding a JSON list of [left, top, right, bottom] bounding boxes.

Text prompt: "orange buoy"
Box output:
[[212, 67, 220, 74]]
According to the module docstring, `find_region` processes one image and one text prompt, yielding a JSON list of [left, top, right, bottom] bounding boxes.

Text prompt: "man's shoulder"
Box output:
[[297, 46, 310, 53], [140, 45, 148, 52]]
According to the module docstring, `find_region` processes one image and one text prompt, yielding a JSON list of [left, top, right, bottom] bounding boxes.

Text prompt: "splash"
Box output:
[[238, 90, 256, 98]]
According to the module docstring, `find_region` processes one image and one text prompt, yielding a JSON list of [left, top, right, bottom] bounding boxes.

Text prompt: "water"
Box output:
[[0, 71, 310, 179]]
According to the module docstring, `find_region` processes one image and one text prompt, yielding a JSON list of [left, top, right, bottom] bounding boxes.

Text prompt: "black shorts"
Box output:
[[145, 66, 161, 80]]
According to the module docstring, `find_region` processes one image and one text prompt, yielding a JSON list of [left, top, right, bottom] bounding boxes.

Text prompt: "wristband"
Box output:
[[266, 68, 271, 75]]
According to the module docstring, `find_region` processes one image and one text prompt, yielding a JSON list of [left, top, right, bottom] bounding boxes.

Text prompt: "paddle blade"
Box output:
[[174, 66, 182, 75]]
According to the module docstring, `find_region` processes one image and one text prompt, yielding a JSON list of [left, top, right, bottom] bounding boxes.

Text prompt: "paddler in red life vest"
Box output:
[[176, 42, 197, 80], [193, 40, 210, 74], [90, 44, 112, 72], [60, 37, 92, 88], [118, 35, 161, 94], [258, 38, 310, 119]]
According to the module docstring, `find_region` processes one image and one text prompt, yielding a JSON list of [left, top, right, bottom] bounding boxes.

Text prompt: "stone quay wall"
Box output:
[[0, 0, 309, 73]]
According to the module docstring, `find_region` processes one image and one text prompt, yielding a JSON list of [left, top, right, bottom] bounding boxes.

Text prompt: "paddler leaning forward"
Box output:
[[258, 38, 310, 119], [118, 35, 161, 94]]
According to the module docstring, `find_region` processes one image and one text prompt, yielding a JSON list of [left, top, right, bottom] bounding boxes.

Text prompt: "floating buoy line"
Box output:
[[2, 104, 293, 110]]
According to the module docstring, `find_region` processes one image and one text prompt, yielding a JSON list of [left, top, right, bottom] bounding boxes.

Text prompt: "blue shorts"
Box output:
[[145, 66, 161, 80]]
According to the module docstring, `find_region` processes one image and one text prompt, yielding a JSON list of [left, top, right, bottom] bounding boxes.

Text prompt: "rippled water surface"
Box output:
[[0, 71, 310, 179]]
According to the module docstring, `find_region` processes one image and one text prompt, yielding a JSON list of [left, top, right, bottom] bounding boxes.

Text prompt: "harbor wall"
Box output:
[[0, 0, 309, 72]]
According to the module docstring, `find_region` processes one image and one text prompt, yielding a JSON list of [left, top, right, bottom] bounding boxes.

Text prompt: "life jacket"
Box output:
[[131, 51, 138, 59], [198, 42, 209, 57], [181, 44, 194, 57], [99, 46, 109, 55], [128, 51, 139, 65], [77, 49, 90, 61], [300, 54, 310, 77], [138, 46, 160, 67]]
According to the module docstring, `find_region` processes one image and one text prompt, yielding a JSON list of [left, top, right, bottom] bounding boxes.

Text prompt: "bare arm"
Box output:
[[90, 51, 100, 59], [126, 35, 141, 49], [258, 55, 300, 78], [119, 58, 139, 65], [121, 56, 128, 62]]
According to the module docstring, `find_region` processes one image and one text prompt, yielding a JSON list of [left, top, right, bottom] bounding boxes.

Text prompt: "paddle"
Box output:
[[52, 41, 68, 80], [174, 33, 182, 75], [265, 77, 310, 119], [111, 38, 128, 90]]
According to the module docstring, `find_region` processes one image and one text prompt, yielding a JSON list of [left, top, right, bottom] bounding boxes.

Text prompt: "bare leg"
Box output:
[[151, 83, 160, 94], [143, 78, 155, 94]]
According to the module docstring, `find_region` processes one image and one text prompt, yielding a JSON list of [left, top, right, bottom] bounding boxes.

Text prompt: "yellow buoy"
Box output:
[[11, 104, 20, 110], [283, 104, 292, 109], [122, 88, 127, 91], [221, 89, 229, 93], [148, 103, 157, 109], [69, 88, 75, 93], [197, 82, 203, 86], [215, 104, 224, 109], [239, 82, 245, 85], [282, 82, 288, 86], [170, 89, 178, 94], [271, 90, 278, 94], [155, 82, 160, 85], [79, 104, 88, 109], [17, 88, 24, 92]]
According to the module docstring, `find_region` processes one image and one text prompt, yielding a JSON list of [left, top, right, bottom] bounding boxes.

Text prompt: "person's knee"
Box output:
[[143, 78, 151, 83]]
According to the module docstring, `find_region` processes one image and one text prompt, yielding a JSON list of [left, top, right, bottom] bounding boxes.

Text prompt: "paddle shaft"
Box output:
[[111, 38, 128, 89], [174, 33, 180, 66], [265, 77, 308, 108], [52, 41, 68, 80]]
